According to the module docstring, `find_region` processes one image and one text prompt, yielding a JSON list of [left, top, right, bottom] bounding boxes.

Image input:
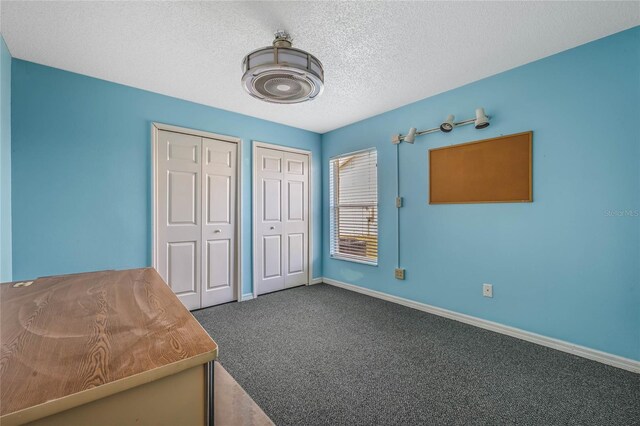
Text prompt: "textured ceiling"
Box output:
[[1, 1, 638, 133]]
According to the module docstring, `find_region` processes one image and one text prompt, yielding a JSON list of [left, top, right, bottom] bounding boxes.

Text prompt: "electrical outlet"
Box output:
[[395, 268, 405, 280], [483, 283, 493, 298]]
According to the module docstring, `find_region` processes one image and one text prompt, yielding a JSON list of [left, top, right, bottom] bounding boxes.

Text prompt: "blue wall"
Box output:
[[322, 27, 640, 361], [0, 36, 11, 282], [8, 27, 639, 360], [10, 60, 322, 294]]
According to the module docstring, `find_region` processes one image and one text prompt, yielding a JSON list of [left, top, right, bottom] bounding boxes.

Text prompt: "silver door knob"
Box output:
[[214, 229, 221, 233]]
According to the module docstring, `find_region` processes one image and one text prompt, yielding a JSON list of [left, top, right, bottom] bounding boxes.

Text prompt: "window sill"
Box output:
[[330, 254, 378, 267]]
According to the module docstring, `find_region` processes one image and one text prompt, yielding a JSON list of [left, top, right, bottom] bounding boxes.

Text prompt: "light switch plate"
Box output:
[[395, 268, 405, 280]]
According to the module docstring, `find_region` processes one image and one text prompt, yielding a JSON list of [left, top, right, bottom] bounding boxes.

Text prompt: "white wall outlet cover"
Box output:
[[483, 283, 493, 298]]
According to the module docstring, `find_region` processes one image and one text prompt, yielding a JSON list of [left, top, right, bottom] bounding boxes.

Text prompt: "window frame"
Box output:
[[329, 148, 379, 266]]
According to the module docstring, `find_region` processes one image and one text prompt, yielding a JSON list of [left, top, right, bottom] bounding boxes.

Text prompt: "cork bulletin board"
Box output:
[[429, 131, 532, 204]]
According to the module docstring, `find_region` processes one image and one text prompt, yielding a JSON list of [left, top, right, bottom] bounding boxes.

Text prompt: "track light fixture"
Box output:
[[440, 115, 455, 133], [405, 128, 417, 143], [392, 107, 491, 144]]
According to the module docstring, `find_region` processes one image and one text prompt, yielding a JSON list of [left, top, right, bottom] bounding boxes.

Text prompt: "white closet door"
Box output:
[[157, 130, 201, 310], [283, 152, 309, 288], [256, 147, 285, 295], [201, 138, 237, 307], [255, 146, 309, 296]]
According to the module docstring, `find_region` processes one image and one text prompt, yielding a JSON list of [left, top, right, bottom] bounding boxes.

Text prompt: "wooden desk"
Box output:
[[0, 268, 217, 426]]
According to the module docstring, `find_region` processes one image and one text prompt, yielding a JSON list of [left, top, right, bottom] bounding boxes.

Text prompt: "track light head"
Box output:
[[474, 108, 490, 129], [440, 115, 455, 133], [405, 127, 417, 143]]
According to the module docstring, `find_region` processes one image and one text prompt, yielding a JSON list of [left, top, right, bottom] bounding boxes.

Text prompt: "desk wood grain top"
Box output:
[[0, 268, 217, 420]]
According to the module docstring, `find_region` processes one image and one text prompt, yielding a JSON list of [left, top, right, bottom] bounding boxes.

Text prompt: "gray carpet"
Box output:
[[193, 284, 640, 426]]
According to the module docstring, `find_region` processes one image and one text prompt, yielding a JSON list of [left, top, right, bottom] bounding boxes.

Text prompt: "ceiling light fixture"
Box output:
[[392, 107, 491, 144], [241, 30, 324, 104]]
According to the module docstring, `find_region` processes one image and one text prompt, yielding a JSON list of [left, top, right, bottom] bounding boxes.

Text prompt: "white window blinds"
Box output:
[[329, 149, 378, 265]]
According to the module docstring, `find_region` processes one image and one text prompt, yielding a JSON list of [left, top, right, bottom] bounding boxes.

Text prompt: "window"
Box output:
[[330, 149, 378, 265]]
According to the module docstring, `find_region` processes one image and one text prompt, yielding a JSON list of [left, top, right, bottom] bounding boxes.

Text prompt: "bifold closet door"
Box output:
[[157, 130, 202, 310], [283, 151, 309, 288], [255, 147, 309, 296], [201, 138, 237, 307], [157, 130, 237, 310]]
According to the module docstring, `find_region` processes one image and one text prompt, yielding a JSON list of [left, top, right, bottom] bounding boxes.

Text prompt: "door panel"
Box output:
[[157, 130, 201, 310], [287, 181, 304, 221], [287, 233, 304, 274], [263, 235, 282, 279], [263, 179, 282, 222], [201, 138, 237, 307], [207, 175, 230, 224], [207, 239, 230, 289], [262, 155, 282, 172], [168, 142, 198, 162], [207, 148, 231, 166], [286, 158, 304, 175], [255, 146, 308, 295], [168, 171, 197, 224], [168, 242, 197, 295]]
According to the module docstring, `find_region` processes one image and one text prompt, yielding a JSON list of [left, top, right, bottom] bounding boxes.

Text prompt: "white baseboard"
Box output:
[[240, 292, 255, 302], [310, 277, 323, 285], [322, 277, 640, 374]]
